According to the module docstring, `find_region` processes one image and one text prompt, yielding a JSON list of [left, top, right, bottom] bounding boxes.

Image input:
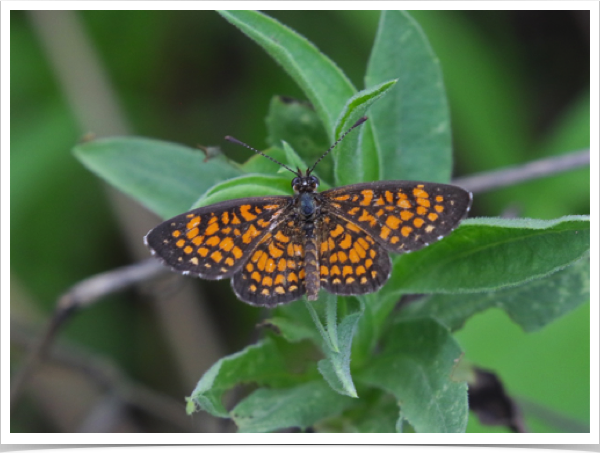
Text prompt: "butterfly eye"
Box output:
[[292, 177, 301, 188], [309, 175, 319, 187]]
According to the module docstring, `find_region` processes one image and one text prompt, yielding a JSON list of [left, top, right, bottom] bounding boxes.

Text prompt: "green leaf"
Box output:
[[186, 338, 299, 418], [401, 253, 590, 332], [192, 174, 291, 208], [231, 380, 355, 432], [281, 141, 309, 175], [218, 10, 356, 139], [365, 11, 452, 183], [73, 137, 242, 219], [240, 147, 289, 175], [383, 216, 590, 296], [333, 80, 397, 186], [317, 310, 362, 398], [265, 96, 332, 183], [357, 318, 468, 433]]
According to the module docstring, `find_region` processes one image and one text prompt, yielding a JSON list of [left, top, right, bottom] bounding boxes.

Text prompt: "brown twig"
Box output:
[[10, 259, 168, 410], [453, 149, 590, 194]]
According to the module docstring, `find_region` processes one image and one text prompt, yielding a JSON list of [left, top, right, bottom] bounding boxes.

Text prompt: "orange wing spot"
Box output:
[[417, 198, 431, 208], [376, 208, 385, 217], [357, 237, 370, 251], [346, 277, 356, 284], [332, 278, 342, 284], [400, 210, 414, 221], [385, 206, 395, 212], [246, 262, 254, 272], [190, 257, 199, 265], [320, 266, 329, 276], [197, 247, 209, 257], [289, 285, 298, 292], [172, 230, 181, 238], [249, 284, 257, 292], [242, 224, 260, 244], [358, 210, 377, 226], [416, 206, 428, 216], [385, 191, 394, 203], [232, 246, 243, 259], [264, 204, 280, 210], [251, 250, 263, 263], [251, 271, 261, 282], [425, 225, 435, 233], [390, 236, 400, 244], [220, 211, 230, 225], [205, 222, 220, 236], [356, 265, 366, 276], [360, 276, 368, 284], [184, 246, 193, 254], [275, 286, 285, 295], [287, 260, 295, 269], [371, 270, 378, 279], [265, 258, 276, 273], [176, 239, 185, 248], [401, 226, 413, 237], [239, 205, 257, 221], [257, 252, 268, 271], [268, 242, 284, 258], [349, 249, 360, 263], [231, 213, 241, 225], [299, 269, 306, 280], [186, 216, 201, 229], [354, 242, 366, 259], [337, 251, 348, 263], [261, 288, 270, 296], [436, 195, 444, 202], [328, 238, 335, 251], [352, 195, 359, 202], [186, 214, 194, 219], [275, 274, 285, 285], [219, 237, 234, 252], [275, 231, 290, 243], [348, 207, 360, 215], [277, 258, 286, 272], [369, 249, 376, 259], [233, 228, 241, 236], [287, 243, 295, 257], [375, 195, 385, 206], [257, 219, 270, 228], [386, 216, 401, 229], [330, 224, 344, 238], [206, 236, 220, 246], [428, 212, 439, 222], [331, 265, 341, 276], [254, 206, 263, 214], [346, 222, 361, 233], [365, 259, 373, 269], [413, 218, 425, 228], [262, 276, 273, 287], [343, 266, 353, 277], [225, 257, 234, 267], [321, 240, 329, 253], [380, 226, 391, 240], [289, 272, 298, 282], [333, 194, 350, 201], [330, 253, 338, 263], [210, 250, 223, 262], [359, 190, 374, 206], [435, 205, 444, 213], [221, 227, 232, 235], [413, 188, 429, 198], [397, 199, 412, 209], [293, 243, 303, 257], [340, 234, 352, 249]]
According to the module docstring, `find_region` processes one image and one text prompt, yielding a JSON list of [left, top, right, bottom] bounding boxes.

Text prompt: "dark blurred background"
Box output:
[[10, 10, 590, 433]]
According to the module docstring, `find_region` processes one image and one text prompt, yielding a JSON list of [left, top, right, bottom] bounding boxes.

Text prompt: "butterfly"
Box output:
[[144, 117, 472, 307]]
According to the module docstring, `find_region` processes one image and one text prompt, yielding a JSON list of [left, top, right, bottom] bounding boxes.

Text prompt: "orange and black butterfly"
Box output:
[[145, 117, 472, 307]]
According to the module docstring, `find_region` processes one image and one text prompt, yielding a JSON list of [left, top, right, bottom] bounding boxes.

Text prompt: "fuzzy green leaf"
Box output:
[[357, 318, 468, 433], [74, 137, 241, 219], [218, 10, 356, 139], [365, 11, 452, 183]]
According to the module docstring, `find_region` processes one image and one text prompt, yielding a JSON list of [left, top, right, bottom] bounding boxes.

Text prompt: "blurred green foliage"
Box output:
[[10, 10, 590, 433]]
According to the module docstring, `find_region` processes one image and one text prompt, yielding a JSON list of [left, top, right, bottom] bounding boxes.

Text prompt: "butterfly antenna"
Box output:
[[224, 136, 299, 176], [308, 116, 368, 174]]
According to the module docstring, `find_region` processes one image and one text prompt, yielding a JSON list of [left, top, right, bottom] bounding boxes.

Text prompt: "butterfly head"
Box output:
[[292, 170, 319, 194]]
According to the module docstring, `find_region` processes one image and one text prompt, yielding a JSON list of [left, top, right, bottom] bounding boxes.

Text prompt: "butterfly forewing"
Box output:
[[321, 181, 472, 254], [144, 197, 290, 280], [231, 219, 306, 306]]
